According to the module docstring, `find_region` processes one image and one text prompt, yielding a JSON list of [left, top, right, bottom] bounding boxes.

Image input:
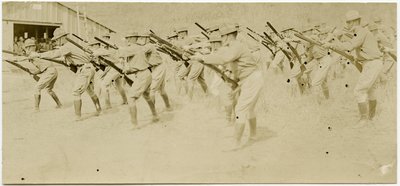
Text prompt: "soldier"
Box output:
[[14, 39, 62, 111], [325, 10, 383, 127], [120, 31, 159, 129], [89, 39, 128, 109], [143, 33, 173, 111], [191, 24, 264, 150], [29, 28, 102, 121], [373, 16, 396, 46], [174, 27, 194, 96], [208, 33, 237, 124]]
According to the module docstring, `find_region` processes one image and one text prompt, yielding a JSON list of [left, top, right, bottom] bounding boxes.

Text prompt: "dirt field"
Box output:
[[2, 58, 396, 183]]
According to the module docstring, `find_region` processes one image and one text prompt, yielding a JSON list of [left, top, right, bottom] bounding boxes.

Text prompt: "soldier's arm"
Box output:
[[334, 28, 367, 51], [203, 44, 241, 65]]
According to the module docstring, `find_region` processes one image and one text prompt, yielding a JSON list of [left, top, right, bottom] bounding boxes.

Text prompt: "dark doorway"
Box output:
[[13, 24, 59, 53]]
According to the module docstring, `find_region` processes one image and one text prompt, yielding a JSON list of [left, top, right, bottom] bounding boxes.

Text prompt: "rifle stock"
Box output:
[[4, 59, 40, 81], [3, 50, 78, 73], [94, 37, 118, 50], [294, 33, 362, 72], [149, 32, 238, 88], [65, 37, 106, 71], [267, 22, 305, 72], [98, 56, 134, 86]]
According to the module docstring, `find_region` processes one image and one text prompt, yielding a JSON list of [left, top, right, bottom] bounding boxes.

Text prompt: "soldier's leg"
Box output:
[[128, 97, 139, 128], [159, 81, 172, 110], [45, 71, 62, 108], [197, 68, 208, 95], [115, 77, 128, 105], [87, 82, 102, 116], [143, 90, 159, 122], [72, 66, 96, 120], [367, 83, 379, 120], [101, 72, 116, 109], [353, 60, 383, 126]]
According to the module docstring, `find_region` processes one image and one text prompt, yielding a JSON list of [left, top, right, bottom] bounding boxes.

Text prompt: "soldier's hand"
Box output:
[[28, 52, 41, 60], [189, 53, 204, 61]]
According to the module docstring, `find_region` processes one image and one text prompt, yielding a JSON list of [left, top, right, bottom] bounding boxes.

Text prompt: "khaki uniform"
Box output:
[[120, 45, 152, 99], [204, 40, 263, 123], [335, 25, 383, 103], [40, 42, 96, 97]]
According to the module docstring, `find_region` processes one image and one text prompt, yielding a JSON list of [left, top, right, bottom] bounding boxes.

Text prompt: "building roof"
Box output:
[[58, 2, 116, 33]]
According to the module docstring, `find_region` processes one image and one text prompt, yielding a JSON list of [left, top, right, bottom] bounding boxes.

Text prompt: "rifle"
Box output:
[[3, 50, 78, 73], [262, 31, 294, 67], [98, 56, 134, 86], [4, 59, 40, 81], [149, 31, 191, 67], [72, 33, 88, 43], [65, 37, 106, 71], [94, 36, 118, 50], [201, 32, 210, 39], [267, 22, 305, 72], [247, 33, 276, 57], [195, 22, 208, 33], [150, 32, 239, 89], [294, 33, 362, 72]]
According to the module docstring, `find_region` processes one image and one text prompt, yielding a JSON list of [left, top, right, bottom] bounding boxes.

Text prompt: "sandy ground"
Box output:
[[2, 61, 397, 184]]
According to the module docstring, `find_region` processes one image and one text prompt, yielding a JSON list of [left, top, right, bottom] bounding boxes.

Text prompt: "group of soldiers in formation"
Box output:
[[5, 10, 397, 150]]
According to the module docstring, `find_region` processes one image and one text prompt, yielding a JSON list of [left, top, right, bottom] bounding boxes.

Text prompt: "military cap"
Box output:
[[281, 27, 294, 33], [52, 28, 68, 41], [24, 39, 36, 48], [346, 10, 361, 22], [209, 33, 222, 42], [125, 31, 139, 38], [368, 23, 378, 31], [138, 31, 151, 37], [207, 25, 220, 32], [167, 33, 178, 39], [373, 16, 382, 23], [175, 27, 188, 33], [88, 39, 101, 46], [219, 24, 238, 36]]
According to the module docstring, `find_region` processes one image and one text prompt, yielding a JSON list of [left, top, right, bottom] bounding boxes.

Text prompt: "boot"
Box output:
[[49, 92, 62, 108], [161, 94, 172, 111], [354, 102, 369, 128], [34, 94, 41, 112], [104, 91, 112, 109], [129, 106, 139, 129], [369, 100, 377, 120], [74, 99, 82, 121], [323, 89, 330, 99], [91, 95, 102, 116], [145, 98, 159, 123], [249, 118, 257, 141], [120, 91, 128, 105]]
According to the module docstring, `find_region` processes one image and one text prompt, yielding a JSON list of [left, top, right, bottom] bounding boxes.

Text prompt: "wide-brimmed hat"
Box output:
[[346, 10, 361, 22], [219, 24, 238, 36], [24, 39, 36, 48], [52, 28, 68, 41]]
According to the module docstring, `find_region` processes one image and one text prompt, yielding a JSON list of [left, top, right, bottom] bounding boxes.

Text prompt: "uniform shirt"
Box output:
[[39, 42, 91, 65], [143, 44, 163, 66], [119, 44, 150, 71], [30, 51, 53, 72], [203, 40, 257, 81], [334, 25, 381, 61]]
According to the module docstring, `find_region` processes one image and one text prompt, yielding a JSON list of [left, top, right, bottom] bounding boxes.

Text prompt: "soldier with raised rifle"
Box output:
[[324, 10, 383, 127], [28, 28, 102, 121], [88, 39, 128, 109], [9, 38, 62, 112], [120, 31, 159, 129], [190, 24, 264, 150]]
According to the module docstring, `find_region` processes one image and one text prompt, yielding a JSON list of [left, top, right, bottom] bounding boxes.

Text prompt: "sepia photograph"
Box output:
[[2, 0, 397, 184]]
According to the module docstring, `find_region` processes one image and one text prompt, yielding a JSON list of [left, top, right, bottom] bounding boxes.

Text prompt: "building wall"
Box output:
[[2, 2, 114, 39]]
